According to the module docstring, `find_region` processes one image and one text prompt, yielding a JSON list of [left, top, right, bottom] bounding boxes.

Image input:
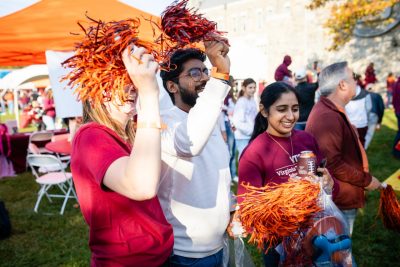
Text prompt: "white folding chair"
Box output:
[[27, 142, 68, 172], [27, 131, 54, 154], [27, 131, 69, 171], [27, 154, 77, 215]]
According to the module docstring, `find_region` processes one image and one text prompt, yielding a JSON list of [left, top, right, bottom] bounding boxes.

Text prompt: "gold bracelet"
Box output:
[[136, 121, 166, 130], [211, 67, 230, 82]]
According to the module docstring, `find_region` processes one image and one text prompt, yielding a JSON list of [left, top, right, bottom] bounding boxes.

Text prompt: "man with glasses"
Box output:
[[159, 41, 232, 266], [306, 62, 381, 235]]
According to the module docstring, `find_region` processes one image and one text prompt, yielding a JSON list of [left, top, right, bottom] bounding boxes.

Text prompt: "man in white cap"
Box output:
[[293, 68, 318, 130]]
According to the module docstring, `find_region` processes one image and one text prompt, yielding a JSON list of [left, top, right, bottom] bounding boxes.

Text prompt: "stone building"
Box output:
[[190, 0, 400, 91]]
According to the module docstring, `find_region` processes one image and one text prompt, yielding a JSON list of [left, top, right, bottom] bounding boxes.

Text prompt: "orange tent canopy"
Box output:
[[0, 0, 160, 66]]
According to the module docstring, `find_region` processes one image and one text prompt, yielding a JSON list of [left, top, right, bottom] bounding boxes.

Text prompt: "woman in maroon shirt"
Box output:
[[42, 89, 56, 130], [67, 25, 173, 266], [236, 82, 335, 267]]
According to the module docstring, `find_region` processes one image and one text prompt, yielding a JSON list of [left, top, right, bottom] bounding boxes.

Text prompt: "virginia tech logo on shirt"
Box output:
[[275, 153, 301, 177]]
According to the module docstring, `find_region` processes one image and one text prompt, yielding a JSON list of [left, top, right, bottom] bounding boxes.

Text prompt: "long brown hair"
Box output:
[[82, 100, 135, 144], [238, 78, 256, 98]]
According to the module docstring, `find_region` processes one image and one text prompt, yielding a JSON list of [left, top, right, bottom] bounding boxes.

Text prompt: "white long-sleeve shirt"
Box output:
[[232, 96, 258, 139], [158, 78, 232, 258], [345, 87, 372, 128]]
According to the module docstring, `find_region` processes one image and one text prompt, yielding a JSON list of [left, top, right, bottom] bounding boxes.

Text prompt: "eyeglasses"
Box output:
[[179, 67, 209, 82]]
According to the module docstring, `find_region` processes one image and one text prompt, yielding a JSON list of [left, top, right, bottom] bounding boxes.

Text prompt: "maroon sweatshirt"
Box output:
[[237, 130, 339, 202], [306, 97, 372, 210]]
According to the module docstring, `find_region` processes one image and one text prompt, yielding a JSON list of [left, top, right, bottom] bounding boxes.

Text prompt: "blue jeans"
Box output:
[[170, 250, 223, 267], [0, 99, 5, 113], [225, 121, 236, 177], [235, 139, 250, 160], [7, 100, 13, 114], [340, 209, 357, 235], [387, 92, 392, 108]]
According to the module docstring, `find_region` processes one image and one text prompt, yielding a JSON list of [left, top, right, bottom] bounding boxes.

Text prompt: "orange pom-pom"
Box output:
[[238, 179, 322, 252], [379, 184, 400, 232]]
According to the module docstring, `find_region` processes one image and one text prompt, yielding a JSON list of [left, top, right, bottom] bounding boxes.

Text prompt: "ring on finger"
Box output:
[[131, 55, 143, 64]]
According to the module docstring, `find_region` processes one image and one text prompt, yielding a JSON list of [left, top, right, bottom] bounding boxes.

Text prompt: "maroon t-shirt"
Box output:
[[238, 130, 337, 202], [71, 122, 173, 267], [42, 97, 56, 118]]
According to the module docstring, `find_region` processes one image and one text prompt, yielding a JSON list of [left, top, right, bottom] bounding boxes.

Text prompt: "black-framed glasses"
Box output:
[[179, 67, 209, 82]]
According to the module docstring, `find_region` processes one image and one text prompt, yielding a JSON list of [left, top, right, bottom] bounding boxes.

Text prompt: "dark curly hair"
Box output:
[[160, 48, 206, 103]]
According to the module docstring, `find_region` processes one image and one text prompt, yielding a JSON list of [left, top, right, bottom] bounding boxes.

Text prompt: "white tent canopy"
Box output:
[[0, 65, 48, 91], [0, 65, 49, 128]]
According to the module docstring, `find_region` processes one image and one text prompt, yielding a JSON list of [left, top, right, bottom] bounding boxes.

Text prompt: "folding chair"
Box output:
[[27, 154, 77, 215], [27, 142, 68, 173], [27, 131, 68, 172], [28, 131, 54, 154]]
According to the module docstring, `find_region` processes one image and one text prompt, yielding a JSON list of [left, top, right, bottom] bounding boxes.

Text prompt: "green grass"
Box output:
[[1, 110, 399, 267], [0, 113, 36, 133]]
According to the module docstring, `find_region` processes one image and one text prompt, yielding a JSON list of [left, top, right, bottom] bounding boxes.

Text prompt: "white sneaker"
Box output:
[[232, 176, 238, 183]]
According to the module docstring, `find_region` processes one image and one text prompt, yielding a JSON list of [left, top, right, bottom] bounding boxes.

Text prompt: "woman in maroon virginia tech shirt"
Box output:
[[69, 43, 173, 266], [236, 82, 337, 267]]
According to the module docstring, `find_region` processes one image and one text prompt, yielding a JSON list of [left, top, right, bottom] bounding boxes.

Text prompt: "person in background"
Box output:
[[364, 62, 377, 87], [386, 72, 396, 108], [222, 83, 236, 179], [307, 60, 321, 83], [159, 40, 232, 266], [354, 73, 365, 90], [0, 89, 5, 114], [232, 78, 258, 170], [364, 84, 385, 150], [345, 82, 371, 147], [31, 88, 39, 101], [274, 55, 293, 84], [392, 75, 400, 158], [235, 82, 335, 267], [218, 112, 227, 143], [293, 68, 318, 130], [4, 90, 14, 114], [306, 62, 381, 235], [36, 88, 44, 106], [19, 91, 30, 110], [42, 89, 56, 130], [21, 100, 43, 130], [68, 29, 173, 266]]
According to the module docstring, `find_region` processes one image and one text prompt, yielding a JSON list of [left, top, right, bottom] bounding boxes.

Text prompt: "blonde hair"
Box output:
[[45, 89, 53, 99], [82, 100, 135, 144]]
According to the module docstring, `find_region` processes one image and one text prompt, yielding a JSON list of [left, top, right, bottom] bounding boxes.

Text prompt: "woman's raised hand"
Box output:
[[122, 45, 159, 97]]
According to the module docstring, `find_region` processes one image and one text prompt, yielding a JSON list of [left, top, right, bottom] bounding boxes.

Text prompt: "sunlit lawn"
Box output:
[[0, 110, 399, 267], [0, 112, 36, 133]]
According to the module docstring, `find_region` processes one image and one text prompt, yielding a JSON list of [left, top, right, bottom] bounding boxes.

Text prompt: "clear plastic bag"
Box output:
[[279, 190, 354, 267], [223, 221, 256, 267], [223, 236, 255, 267]]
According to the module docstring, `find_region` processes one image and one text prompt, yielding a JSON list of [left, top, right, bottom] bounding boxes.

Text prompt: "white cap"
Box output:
[[295, 69, 307, 80]]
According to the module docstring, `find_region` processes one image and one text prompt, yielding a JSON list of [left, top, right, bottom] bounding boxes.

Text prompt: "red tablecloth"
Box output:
[[45, 139, 72, 155], [1, 129, 68, 174], [1, 134, 29, 174]]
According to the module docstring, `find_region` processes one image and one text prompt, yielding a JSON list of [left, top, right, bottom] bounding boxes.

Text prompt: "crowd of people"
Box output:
[[20, 15, 397, 267], [0, 88, 57, 131]]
